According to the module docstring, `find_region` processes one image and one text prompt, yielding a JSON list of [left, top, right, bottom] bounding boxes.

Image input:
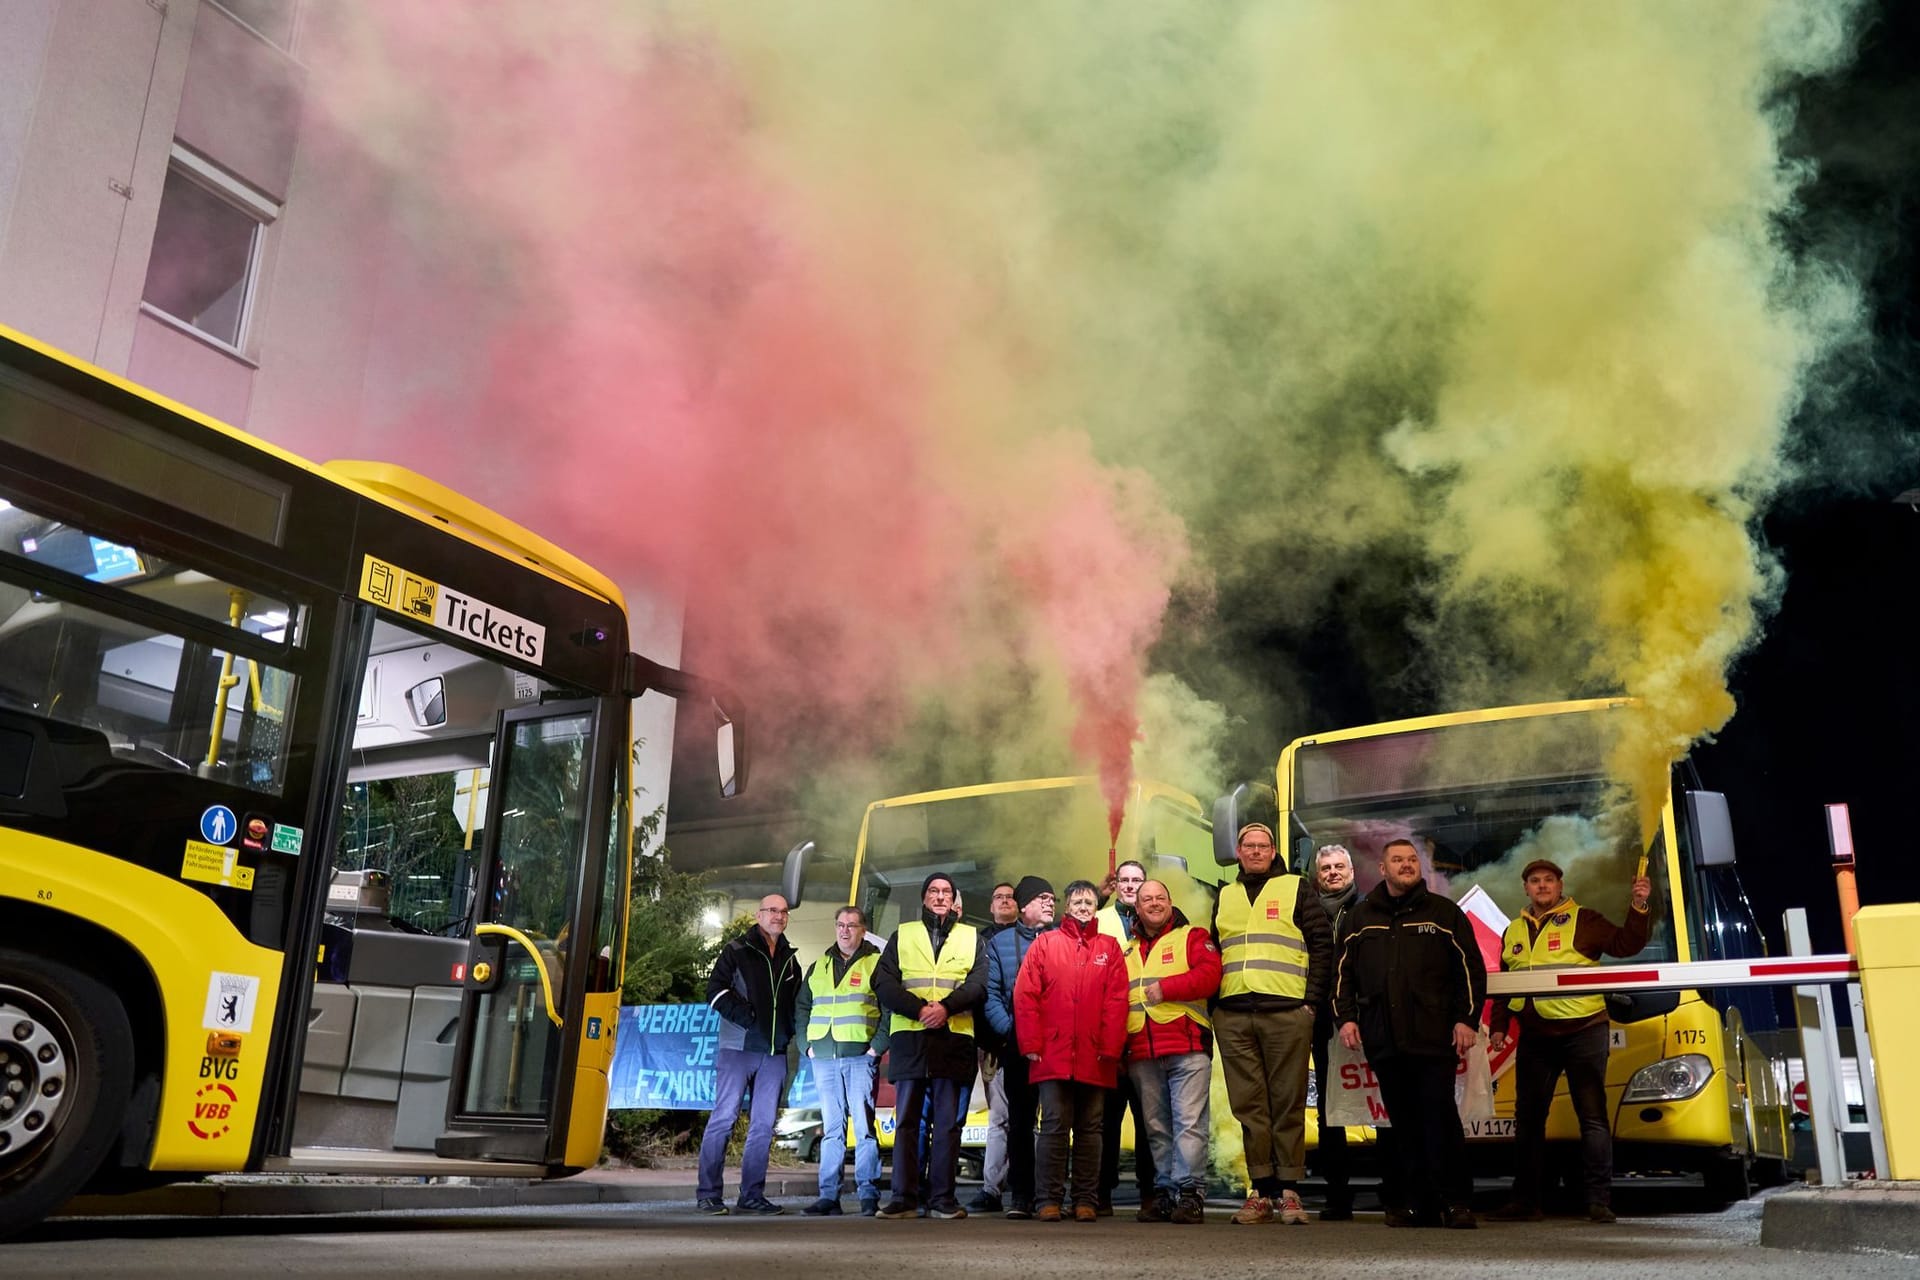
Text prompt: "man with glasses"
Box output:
[[698, 894, 801, 1215], [969, 882, 1021, 1215], [1212, 823, 1334, 1226], [797, 905, 888, 1216], [873, 872, 987, 1220]]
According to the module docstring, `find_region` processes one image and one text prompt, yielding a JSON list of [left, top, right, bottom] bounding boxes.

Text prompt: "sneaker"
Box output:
[[1136, 1194, 1172, 1223], [1279, 1190, 1310, 1225], [968, 1192, 1004, 1214], [1170, 1191, 1207, 1225], [1005, 1202, 1033, 1220], [1383, 1207, 1419, 1229], [735, 1196, 784, 1215], [860, 1198, 879, 1217], [874, 1200, 917, 1219], [1075, 1204, 1099, 1222], [1587, 1204, 1618, 1224], [927, 1201, 968, 1220], [801, 1198, 842, 1216], [1488, 1201, 1544, 1222], [696, 1197, 729, 1216], [1231, 1194, 1274, 1225], [1444, 1206, 1478, 1230], [1036, 1204, 1063, 1222]]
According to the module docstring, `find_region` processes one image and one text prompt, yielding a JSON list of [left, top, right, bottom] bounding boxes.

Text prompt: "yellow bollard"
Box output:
[[1853, 904, 1920, 1180]]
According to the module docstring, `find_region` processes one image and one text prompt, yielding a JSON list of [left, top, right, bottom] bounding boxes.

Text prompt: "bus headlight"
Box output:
[[1622, 1054, 1715, 1102]]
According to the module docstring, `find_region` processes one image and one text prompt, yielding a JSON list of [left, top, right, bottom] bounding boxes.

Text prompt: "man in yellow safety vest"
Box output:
[[1487, 858, 1652, 1224], [797, 904, 888, 1217], [1210, 822, 1334, 1226], [872, 871, 986, 1220]]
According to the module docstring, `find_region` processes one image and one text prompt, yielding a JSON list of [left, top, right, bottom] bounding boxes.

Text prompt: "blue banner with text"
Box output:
[[608, 1005, 816, 1111]]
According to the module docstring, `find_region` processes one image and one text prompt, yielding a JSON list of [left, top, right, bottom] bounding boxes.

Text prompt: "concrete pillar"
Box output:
[[1853, 904, 1920, 1180]]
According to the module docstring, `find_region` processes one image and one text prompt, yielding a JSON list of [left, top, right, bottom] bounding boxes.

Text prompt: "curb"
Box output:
[[55, 1176, 822, 1220], [1759, 1186, 1920, 1259]]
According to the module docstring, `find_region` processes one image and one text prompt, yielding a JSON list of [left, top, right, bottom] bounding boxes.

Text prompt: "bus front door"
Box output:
[[438, 698, 612, 1165]]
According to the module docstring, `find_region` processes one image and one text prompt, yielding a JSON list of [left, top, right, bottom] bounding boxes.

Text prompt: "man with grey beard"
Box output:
[[1309, 844, 1359, 1220]]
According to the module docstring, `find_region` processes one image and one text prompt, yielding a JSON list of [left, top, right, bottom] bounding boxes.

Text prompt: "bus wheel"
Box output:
[[1703, 1151, 1753, 1208], [0, 950, 134, 1239]]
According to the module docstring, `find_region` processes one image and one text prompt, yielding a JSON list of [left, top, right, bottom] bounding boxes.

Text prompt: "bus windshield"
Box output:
[[1290, 708, 1675, 962]]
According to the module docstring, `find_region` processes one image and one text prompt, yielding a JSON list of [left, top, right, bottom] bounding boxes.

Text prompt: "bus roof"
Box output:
[[1287, 697, 1637, 750], [0, 322, 621, 609]]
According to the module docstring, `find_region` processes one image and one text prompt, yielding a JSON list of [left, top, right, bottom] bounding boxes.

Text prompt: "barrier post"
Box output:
[[1852, 904, 1920, 1180], [1786, 908, 1846, 1184]]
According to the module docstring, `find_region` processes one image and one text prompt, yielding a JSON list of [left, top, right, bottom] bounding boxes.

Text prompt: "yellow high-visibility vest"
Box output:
[[1125, 925, 1211, 1033], [1214, 875, 1308, 1000], [1502, 901, 1605, 1021], [1096, 904, 1133, 943], [890, 920, 977, 1039], [806, 950, 881, 1043]]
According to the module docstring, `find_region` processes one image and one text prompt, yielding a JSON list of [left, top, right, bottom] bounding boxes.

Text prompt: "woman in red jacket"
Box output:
[[1014, 878, 1130, 1222]]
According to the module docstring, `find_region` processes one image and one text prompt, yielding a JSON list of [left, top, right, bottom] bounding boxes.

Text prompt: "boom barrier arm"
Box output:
[[1488, 955, 1858, 998]]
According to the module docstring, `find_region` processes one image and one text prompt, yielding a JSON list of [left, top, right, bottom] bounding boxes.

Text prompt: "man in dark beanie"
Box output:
[[982, 874, 1056, 1217], [873, 871, 987, 1219]]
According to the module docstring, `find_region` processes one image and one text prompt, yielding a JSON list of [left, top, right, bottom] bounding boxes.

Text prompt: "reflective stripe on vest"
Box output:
[[807, 951, 881, 1043], [1503, 901, 1605, 1020], [890, 920, 978, 1039], [1214, 875, 1308, 999], [1125, 925, 1211, 1033]]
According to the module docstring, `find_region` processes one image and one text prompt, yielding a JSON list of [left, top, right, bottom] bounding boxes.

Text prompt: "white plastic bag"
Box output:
[[1454, 1030, 1495, 1123], [1322, 1035, 1388, 1129]]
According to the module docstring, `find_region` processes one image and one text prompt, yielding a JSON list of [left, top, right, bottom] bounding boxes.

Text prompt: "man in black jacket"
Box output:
[[1333, 839, 1486, 1230], [872, 872, 987, 1220], [696, 894, 801, 1216]]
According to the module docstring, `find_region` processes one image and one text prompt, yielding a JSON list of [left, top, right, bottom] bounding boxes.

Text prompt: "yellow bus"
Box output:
[[778, 775, 1219, 1166], [1219, 698, 1790, 1201], [0, 324, 744, 1235]]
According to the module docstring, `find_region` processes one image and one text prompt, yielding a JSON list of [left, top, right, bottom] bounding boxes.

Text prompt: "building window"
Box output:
[[141, 147, 280, 353]]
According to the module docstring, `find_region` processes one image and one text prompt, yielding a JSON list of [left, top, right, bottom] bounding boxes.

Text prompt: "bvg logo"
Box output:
[[188, 1082, 239, 1140]]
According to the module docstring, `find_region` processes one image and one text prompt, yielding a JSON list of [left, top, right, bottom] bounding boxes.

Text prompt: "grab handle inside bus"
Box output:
[[473, 923, 563, 1026]]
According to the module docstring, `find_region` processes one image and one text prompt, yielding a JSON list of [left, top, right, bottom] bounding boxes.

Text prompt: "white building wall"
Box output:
[[0, 0, 686, 833]]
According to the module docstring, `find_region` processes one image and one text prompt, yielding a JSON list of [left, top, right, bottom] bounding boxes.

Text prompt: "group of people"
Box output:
[[695, 824, 1652, 1228]]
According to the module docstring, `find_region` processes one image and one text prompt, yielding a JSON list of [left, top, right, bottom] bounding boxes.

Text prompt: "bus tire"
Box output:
[[0, 949, 135, 1240], [1703, 1151, 1753, 1208]]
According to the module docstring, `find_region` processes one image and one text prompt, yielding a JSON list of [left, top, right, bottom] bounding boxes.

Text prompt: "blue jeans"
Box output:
[[1128, 1052, 1212, 1194], [809, 1052, 881, 1201], [697, 1048, 787, 1202]]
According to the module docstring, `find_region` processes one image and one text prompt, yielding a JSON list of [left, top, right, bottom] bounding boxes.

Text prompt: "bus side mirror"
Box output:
[[781, 840, 816, 908], [1212, 788, 1245, 866], [716, 704, 743, 798], [1211, 782, 1278, 866], [1686, 790, 1737, 867]]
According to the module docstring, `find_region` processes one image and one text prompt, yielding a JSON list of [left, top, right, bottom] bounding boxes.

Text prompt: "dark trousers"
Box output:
[[1001, 1051, 1040, 1210], [891, 1076, 963, 1209], [1037, 1080, 1106, 1210], [1310, 1030, 1352, 1208], [1098, 1073, 1156, 1202], [1512, 1022, 1613, 1208], [1371, 1053, 1470, 1216]]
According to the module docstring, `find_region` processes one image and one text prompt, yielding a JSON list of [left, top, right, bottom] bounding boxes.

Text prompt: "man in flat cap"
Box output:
[[1211, 822, 1334, 1225], [872, 871, 987, 1220], [1488, 857, 1652, 1224]]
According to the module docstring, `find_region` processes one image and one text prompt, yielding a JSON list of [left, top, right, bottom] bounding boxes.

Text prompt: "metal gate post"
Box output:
[[1786, 908, 1846, 1185], [1845, 982, 1890, 1179]]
